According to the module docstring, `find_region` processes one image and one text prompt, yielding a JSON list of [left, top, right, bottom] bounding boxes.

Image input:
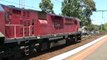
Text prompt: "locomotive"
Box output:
[[0, 4, 81, 59]]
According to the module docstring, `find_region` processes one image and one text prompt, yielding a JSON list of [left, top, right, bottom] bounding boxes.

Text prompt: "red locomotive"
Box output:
[[0, 4, 81, 59]]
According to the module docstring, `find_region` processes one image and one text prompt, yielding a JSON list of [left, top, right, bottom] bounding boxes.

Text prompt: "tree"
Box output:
[[86, 24, 99, 31], [82, 0, 96, 25], [99, 24, 105, 32], [104, 23, 107, 30], [83, 0, 96, 11], [62, 0, 81, 17], [61, 0, 96, 26], [99, 23, 107, 32], [39, 0, 54, 13]]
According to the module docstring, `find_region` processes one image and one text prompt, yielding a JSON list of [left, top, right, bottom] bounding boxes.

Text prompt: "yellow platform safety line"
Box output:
[[65, 36, 107, 60]]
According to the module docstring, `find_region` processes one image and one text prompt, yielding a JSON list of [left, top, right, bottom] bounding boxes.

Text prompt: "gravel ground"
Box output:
[[18, 32, 107, 60]]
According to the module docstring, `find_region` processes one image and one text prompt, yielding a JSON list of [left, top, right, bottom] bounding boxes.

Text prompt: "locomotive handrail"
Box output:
[[5, 24, 24, 38], [5, 24, 31, 38], [6, 24, 25, 38], [5, 24, 24, 26]]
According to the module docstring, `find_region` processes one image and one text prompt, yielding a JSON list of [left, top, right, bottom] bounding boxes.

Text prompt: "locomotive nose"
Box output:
[[0, 5, 5, 45], [0, 32, 5, 45]]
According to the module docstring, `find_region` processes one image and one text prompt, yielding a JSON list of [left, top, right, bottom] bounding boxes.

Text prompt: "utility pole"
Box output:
[[96, 10, 107, 24], [96, 10, 107, 31]]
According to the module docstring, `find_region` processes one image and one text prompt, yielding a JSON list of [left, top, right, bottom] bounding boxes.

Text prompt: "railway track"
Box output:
[[5, 32, 107, 60]]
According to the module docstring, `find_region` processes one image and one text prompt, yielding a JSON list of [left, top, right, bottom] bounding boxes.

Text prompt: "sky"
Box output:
[[91, 0, 107, 25], [0, 0, 107, 25]]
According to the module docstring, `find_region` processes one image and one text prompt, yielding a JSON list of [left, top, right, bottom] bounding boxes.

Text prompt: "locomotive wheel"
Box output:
[[74, 36, 77, 42], [29, 43, 39, 54], [66, 35, 78, 44], [36, 47, 41, 52], [74, 35, 81, 43], [77, 34, 81, 42]]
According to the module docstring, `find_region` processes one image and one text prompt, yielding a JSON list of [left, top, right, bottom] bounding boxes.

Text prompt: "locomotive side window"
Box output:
[[38, 12, 47, 20], [5, 12, 11, 23]]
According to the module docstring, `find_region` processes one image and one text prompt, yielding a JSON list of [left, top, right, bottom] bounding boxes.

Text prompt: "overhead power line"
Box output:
[[95, 10, 107, 24], [55, 0, 62, 3], [19, 0, 25, 8], [96, 10, 107, 12], [0, 0, 40, 9]]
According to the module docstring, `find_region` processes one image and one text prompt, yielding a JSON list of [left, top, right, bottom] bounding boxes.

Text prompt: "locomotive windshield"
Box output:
[[0, 5, 4, 12]]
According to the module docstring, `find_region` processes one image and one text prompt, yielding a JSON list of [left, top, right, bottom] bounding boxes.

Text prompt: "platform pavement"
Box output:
[[65, 35, 107, 60], [84, 39, 107, 60], [48, 35, 107, 60]]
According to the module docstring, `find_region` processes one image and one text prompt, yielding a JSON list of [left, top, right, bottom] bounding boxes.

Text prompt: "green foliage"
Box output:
[[83, 0, 96, 11], [104, 23, 107, 30], [86, 24, 99, 31], [39, 0, 54, 13], [99, 23, 107, 32], [61, 0, 96, 26], [62, 0, 81, 17], [99, 24, 105, 32]]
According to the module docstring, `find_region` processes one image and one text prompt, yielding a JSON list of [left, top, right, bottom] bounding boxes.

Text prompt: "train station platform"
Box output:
[[84, 39, 107, 60], [48, 35, 107, 60]]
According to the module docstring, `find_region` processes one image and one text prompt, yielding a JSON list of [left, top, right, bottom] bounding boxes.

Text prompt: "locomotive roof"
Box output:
[[49, 13, 64, 17], [0, 4, 39, 12], [0, 4, 80, 21]]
